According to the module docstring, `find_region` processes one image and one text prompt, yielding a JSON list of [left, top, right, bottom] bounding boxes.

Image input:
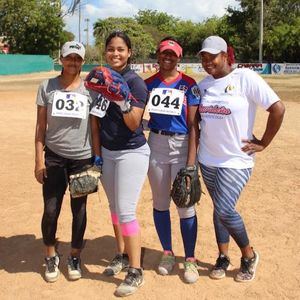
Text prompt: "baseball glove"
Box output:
[[84, 66, 135, 103], [69, 165, 101, 198], [171, 166, 201, 208]]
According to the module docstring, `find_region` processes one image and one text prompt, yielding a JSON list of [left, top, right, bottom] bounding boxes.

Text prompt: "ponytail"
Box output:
[[227, 46, 235, 66]]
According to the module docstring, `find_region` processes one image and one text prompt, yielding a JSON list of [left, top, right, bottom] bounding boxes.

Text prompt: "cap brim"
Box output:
[[199, 48, 222, 55], [62, 50, 85, 60], [159, 45, 182, 57]]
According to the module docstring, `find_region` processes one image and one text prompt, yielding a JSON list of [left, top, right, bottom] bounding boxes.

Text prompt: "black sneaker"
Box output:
[[235, 250, 259, 282], [103, 253, 129, 276], [44, 254, 60, 283], [67, 256, 82, 280], [115, 267, 144, 297], [209, 254, 231, 279]]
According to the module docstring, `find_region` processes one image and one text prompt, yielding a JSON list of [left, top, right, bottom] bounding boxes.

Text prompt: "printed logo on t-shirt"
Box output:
[[179, 85, 188, 92], [224, 84, 235, 94], [191, 85, 201, 99], [199, 104, 231, 119]]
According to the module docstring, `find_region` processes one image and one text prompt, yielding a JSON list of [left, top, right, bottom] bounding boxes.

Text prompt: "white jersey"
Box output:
[[198, 68, 279, 169]]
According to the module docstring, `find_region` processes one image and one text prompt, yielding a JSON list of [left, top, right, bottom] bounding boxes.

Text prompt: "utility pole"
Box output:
[[78, 0, 81, 43], [84, 18, 90, 47], [259, 0, 263, 62], [58, 0, 62, 60]]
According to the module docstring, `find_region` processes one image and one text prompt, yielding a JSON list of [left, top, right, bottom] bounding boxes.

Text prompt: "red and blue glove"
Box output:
[[85, 66, 136, 105]]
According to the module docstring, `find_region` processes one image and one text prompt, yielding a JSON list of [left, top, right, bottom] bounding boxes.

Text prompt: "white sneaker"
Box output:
[[235, 250, 259, 282], [158, 251, 176, 275], [209, 254, 232, 280], [183, 258, 199, 284], [67, 256, 82, 280], [103, 253, 129, 276], [45, 254, 60, 283], [115, 267, 144, 297]]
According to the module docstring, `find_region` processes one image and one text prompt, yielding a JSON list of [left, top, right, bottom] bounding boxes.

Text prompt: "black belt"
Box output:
[[150, 129, 185, 136]]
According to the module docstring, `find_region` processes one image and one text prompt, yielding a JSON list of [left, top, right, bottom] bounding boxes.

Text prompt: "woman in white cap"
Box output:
[[145, 37, 201, 283], [194, 35, 285, 282], [34, 41, 97, 282]]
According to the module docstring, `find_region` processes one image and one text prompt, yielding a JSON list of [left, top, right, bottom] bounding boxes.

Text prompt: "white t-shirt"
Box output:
[[198, 68, 279, 169]]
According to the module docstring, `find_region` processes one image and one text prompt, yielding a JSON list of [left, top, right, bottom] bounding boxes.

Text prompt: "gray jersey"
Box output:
[[36, 76, 94, 159]]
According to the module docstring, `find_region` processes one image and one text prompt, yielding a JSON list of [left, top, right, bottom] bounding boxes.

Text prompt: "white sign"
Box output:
[[90, 94, 110, 118], [52, 91, 87, 119], [147, 88, 185, 116]]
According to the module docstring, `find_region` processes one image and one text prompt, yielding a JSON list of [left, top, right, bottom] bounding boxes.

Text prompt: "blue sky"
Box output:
[[62, 0, 239, 45]]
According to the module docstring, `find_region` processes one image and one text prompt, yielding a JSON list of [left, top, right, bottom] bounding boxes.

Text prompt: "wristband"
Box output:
[[94, 155, 103, 166], [122, 105, 133, 114]]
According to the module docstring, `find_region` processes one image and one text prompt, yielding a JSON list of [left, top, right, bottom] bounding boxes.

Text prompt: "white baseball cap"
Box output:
[[199, 36, 227, 54], [61, 41, 85, 59]]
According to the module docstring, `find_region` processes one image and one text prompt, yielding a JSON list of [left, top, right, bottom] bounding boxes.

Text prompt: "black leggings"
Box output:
[[41, 147, 92, 249]]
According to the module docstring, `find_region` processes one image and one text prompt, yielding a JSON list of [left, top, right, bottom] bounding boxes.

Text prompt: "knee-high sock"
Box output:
[[180, 215, 197, 259], [153, 208, 172, 251]]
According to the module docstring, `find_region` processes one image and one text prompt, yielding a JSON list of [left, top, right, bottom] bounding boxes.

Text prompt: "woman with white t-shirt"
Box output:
[[194, 36, 285, 282]]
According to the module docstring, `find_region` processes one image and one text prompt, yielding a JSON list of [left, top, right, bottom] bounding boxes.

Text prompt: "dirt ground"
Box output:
[[0, 71, 299, 299]]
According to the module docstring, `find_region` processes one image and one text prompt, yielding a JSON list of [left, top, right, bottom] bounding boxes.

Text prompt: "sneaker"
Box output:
[[183, 258, 199, 284], [44, 254, 60, 283], [235, 250, 259, 282], [158, 251, 176, 276], [115, 267, 144, 297], [67, 256, 82, 280], [209, 254, 231, 280], [103, 253, 129, 276]]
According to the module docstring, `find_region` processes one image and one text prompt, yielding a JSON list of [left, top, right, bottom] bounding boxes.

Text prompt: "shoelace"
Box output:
[[46, 256, 58, 272], [215, 255, 230, 270], [70, 257, 80, 270], [184, 261, 197, 272], [110, 255, 123, 267], [124, 269, 141, 286], [161, 254, 175, 263], [240, 256, 255, 274]]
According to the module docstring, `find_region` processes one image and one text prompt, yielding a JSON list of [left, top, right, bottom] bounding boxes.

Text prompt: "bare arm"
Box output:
[[122, 106, 145, 132], [242, 100, 285, 155], [186, 105, 200, 166], [90, 115, 101, 157], [34, 106, 47, 184]]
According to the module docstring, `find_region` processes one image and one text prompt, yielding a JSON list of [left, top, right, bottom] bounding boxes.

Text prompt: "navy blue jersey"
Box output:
[[145, 72, 200, 134], [99, 66, 148, 150]]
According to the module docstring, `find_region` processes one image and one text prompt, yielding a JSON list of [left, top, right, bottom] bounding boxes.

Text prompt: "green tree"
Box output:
[[0, 0, 65, 55], [225, 0, 300, 62], [135, 9, 179, 34], [93, 17, 156, 62]]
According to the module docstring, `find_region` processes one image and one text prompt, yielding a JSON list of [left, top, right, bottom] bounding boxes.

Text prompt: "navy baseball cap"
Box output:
[[199, 36, 227, 55]]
